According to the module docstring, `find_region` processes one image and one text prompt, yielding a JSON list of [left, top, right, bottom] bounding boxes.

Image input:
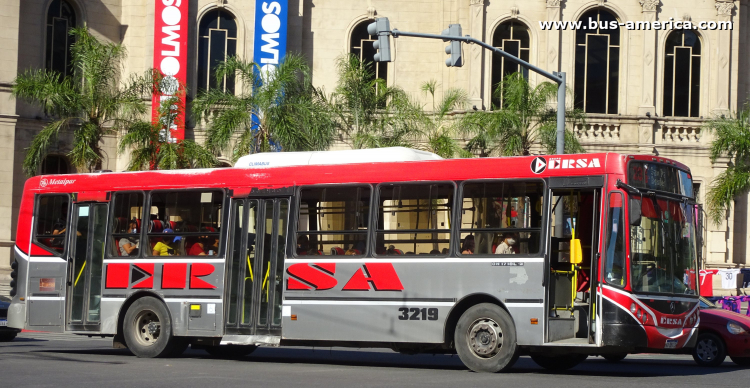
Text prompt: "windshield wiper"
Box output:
[[615, 179, 645, 196]]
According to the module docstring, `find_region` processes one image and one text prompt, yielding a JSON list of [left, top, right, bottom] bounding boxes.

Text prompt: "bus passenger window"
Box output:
[[34, 194, 70, 254], [147, 190, 224, 256], [296, 185, 370, 256], [460, 181, 543, 256], [376, 183, 453, 256], [604, 192, 626, 287], [110, 192, 144, 257]]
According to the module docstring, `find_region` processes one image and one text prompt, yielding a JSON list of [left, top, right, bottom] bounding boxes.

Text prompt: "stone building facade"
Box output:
[[0, 0, 749, 279]]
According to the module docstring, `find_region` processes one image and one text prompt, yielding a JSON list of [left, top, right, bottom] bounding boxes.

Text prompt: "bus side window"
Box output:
[[296, 185, 370, 256], [376, 183, 453, 256], [147, 190, 224, 257], [34, 194, 70, 255], [604, 192, 626, 287], [110, 192, 144, 257], [459, 180, 544, 256]]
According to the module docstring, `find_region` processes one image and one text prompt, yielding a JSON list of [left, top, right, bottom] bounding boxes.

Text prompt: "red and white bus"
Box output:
[[7, 149, 700, 372]]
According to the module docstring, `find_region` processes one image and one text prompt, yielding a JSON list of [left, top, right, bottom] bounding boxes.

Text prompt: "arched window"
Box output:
[[41, 155, 70, 175], [490, 20, 530, 108], [574, 9, 620, 114], [350, 21, 387, 84], [45, 0, 77, 77], [663, 30, 701, 117], [197, 9, 237, 93]]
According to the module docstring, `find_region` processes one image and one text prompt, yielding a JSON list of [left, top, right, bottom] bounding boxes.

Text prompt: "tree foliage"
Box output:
[[331, 55, 424, 149], [193, 54, 337, 161], [705, 106, 750, 225], [419, 80, 472, 158], [12, 27, 153, 176], [460, 73, 585, 157]]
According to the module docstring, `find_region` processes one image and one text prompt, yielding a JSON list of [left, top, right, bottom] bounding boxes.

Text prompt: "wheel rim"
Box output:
[[132, 309, 161, 347], [696, 338, 718, 362], [466, 317, 503, 358]]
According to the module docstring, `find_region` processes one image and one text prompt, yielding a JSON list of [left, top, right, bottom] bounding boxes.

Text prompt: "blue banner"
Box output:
[[253, 0, 288, 78]]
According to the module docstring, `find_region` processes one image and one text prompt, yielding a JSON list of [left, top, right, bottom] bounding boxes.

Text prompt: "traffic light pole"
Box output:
[[390, 29, 567, 154]]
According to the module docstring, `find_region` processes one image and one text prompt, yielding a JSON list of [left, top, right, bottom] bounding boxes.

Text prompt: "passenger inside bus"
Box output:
[[153, 229, 180, 256], [494, 232, 518, 255], [461, 235, 475, 254], [118, 219, 139, 256]]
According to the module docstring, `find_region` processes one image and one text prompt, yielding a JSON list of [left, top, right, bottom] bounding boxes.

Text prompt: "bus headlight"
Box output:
[[727, 321, 747, 335], [630, 303, 637, 313]]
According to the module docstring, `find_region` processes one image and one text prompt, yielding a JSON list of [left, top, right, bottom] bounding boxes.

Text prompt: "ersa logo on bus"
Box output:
[[530, 156, 602, 174]]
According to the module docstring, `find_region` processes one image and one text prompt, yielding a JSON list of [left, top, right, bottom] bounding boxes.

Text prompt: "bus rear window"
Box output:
[[296, 185, 370, 256], [376, 183, 453, 256], [34, 194, 70, 255]]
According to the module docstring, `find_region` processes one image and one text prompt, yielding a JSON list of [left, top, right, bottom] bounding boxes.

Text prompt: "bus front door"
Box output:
[[224, 197, 290, 337], [66, 202, 108, 332]]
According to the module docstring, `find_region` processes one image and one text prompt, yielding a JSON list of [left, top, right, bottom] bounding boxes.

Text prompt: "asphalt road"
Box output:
[[1, 332, 749, 387]]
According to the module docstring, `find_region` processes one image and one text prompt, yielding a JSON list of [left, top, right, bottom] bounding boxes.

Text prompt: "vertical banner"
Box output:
[[152, 0, 188, 142], [252, 0, 288, 150]]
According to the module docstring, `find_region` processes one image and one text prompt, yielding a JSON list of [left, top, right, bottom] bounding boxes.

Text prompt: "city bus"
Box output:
[[7, 148, 700, 372]]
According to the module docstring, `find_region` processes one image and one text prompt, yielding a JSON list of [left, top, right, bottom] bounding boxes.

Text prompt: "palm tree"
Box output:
[[193, 54, 337, 161], [419, 79, 472, 158], [118, 75, 218, 170], [12, 27, 152, 176], [705, 106, 750, 225], [461, 73, 585, 157], [331, 55, 424, 149]]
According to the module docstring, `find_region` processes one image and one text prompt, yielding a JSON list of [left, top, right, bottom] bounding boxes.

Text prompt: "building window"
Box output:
[[41, 155, 70, 175], [45, 0, 77, 77], [574, 9, 620, 114], [197, 9, 237, 93], [490, 20, 530, 108], [350, 21, 388, 84], [663, 30, 701, 117]]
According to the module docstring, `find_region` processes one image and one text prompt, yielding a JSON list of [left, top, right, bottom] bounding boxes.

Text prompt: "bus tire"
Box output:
[[454, 303, 519, 373], [531, 354, 588, 370], [204, 345, 257, 358], [123, 296, 178, 358], [602, 353, 627, 362], [692, 333, 726, 367]]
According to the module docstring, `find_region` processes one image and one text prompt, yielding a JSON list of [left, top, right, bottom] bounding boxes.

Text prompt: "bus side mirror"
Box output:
[[570, 238, 583, 264], [629, 200, 642, 226]]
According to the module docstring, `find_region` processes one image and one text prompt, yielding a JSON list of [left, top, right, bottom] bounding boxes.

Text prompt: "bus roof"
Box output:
[[234, 147, 443, 168]]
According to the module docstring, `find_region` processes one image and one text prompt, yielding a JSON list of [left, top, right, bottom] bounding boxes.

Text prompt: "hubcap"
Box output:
[[467, 318, 503, 358], [696, 338, 718, 361], [133, 310, 161, 347]]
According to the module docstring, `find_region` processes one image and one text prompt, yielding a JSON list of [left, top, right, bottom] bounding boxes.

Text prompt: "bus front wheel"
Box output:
[[123, 296, 180, 358], [454, 303, 519, 373]]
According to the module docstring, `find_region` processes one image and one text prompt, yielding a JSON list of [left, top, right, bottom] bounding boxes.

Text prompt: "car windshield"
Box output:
[[629, 196, 698, 295]]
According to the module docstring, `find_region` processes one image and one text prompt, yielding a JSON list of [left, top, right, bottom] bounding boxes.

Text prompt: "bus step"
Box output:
[[548, 317, 575, 342]]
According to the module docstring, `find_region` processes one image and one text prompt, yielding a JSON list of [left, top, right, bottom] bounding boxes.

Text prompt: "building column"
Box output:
[[715, 0, 735, 113], [638, 0, 659, 153], [545, 0, 561, 73], [0, 0, 20, 269], [707, 157, 732, 265], [468, 0, 485, 109]]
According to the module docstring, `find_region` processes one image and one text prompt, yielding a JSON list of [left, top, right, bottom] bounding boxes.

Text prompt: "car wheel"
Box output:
[[0, 332, 17, 342], [454, 303, 519, 373], [123, 296, 180, 358], [204, 345, 257, 358], [531, 354, 589, 370], [692, 333, 726, 367], [602, 353, 627, 362], [730, 356, 750, 367]]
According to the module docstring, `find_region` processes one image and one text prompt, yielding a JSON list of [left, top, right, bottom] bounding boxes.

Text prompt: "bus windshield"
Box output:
[[629, 196, 698, 295]]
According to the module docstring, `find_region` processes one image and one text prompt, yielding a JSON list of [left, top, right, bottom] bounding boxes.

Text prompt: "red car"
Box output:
[[692, 297, 750, 367]]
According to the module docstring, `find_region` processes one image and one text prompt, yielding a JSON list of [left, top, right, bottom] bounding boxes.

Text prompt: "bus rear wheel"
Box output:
[[123, 297, 179, 358], [454, 303, 518, 373], [531, 354, 588, 370]]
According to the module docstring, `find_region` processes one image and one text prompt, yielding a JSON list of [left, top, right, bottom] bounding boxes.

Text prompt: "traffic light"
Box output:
[[442, 24, 463, 67], [367, 17, 392, 62]]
